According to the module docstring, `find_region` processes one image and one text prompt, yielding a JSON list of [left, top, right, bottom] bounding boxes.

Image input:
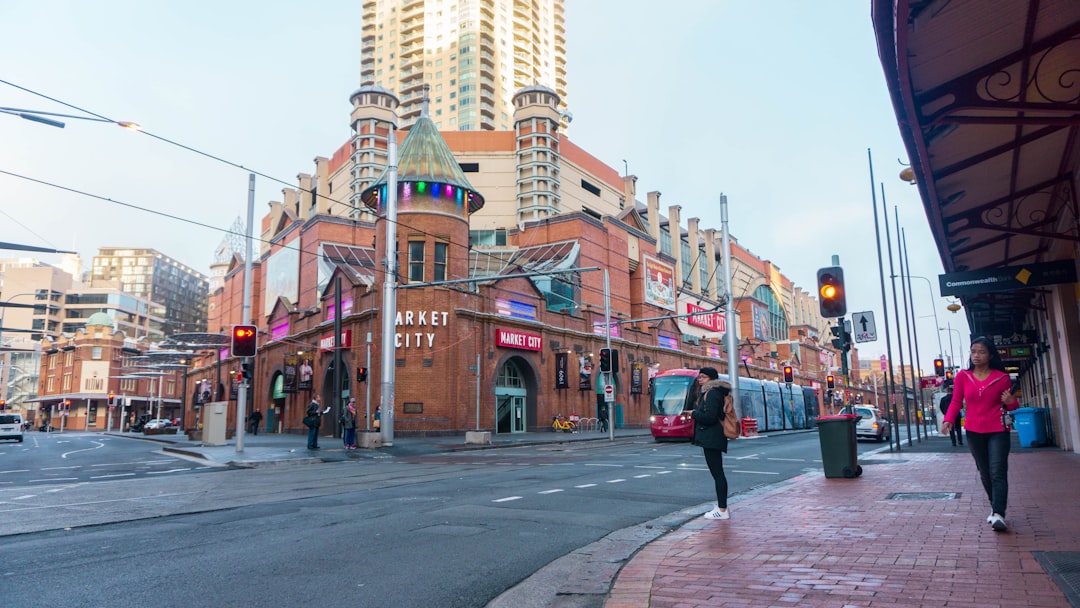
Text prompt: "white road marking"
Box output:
[[584, 463, 622, 467], [538, 489, 563, 494], [42, 466, 80, 470], [28, 478, 78, 483], [90, 473, 136, 479], [656, 471, 672, 475], [0, 470, 30, 475], [62, 440, 105, 459], [606, 479, 625, 483], [0, 491, 199, 514], [767, 457, 806, 462], [492, 496, 522, 503], [633, 465, 667, 469], [14, 494, 35, 500], [731, 469, 780, 475], [633, 474, 651, 479], [575, 483, 596, 488], [146, 468, 191, 474]]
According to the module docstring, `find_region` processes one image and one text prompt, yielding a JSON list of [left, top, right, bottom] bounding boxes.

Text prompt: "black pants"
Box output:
[[702, 447, 728, 509], [966, 430, 1010, 516]]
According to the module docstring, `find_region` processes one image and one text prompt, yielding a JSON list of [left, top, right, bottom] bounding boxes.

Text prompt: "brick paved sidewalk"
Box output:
[[607, 448, 1080, 607]]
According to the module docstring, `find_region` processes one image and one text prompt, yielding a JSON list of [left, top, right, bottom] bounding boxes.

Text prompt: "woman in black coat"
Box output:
[[691, 366, 730, 520]]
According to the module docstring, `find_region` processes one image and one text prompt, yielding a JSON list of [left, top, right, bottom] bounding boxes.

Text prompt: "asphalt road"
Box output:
[[0, 430, 909, 608]]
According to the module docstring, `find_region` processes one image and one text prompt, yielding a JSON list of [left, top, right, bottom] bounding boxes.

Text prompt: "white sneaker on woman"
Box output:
[[703, 506, 730, 520], [990, 513, 1007, 532]]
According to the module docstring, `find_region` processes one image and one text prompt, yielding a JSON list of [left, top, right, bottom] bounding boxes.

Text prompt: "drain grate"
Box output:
[[886, 492, 959, 500], [1034, 552, 1080, 607]]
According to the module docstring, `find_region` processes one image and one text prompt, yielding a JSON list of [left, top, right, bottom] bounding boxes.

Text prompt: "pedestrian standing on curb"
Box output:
[[691, 366, 730, 520], [938, 381, 962, 446], [248, 408, 263, 436], [941, 337, 1019, 532], [305, 396, 330, 450], [341, 399, 358, 449], [373, 405, 381, 431]]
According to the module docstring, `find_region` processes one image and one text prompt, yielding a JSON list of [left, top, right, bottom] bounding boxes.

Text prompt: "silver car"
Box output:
[[852, 406, 891, 442], [0, 413, 24, 442]]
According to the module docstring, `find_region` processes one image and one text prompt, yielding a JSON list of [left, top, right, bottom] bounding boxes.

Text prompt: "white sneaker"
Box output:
[[990, 513, 1007, 532], [703, 506, 730, 520], [987, 512, 995, 524]]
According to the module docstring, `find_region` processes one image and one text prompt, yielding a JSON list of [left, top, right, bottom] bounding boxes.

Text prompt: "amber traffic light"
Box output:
[[816, 266, 847, 318], [783, 366, 794, 383], [232, 325, 258, 357], [933, 358, 945, 377], [826, 375, 835, 389]]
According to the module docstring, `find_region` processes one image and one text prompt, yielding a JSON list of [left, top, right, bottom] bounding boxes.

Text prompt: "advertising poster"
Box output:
[[630, 361, 644, 394], [298, 357, 314, 391], [578, 355, 592, 391], [643, 255, 676, 311], [283, 354, 298, 394], [555, 352, 569, 389], [229, 375, 240, 401]]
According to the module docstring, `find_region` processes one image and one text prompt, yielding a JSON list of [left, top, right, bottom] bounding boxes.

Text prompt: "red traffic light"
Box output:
[[356, 367, 368, 382], [783, 366, 794, 383], [826, 375, 835, 389], [933, 358, 945, 377], [0, 399, 6, 410], [231, 324, 258, 357]]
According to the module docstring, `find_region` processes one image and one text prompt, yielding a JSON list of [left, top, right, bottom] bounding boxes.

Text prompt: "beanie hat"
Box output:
[[699, 367, 719, 380]]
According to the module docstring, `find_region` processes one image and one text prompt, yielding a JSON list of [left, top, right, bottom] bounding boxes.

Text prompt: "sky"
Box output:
[[0, 0, 971, 373]]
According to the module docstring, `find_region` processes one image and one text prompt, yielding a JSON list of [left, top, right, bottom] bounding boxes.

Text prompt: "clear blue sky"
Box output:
[[0, 0, 970, 372]]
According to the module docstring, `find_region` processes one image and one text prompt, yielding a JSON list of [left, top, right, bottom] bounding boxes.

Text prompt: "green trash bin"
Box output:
[[816, 414, 862, 478], [615, 404, 624, 429]]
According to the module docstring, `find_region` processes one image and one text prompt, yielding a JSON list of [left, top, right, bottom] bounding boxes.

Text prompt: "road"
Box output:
[[0, 429, 920, 608]]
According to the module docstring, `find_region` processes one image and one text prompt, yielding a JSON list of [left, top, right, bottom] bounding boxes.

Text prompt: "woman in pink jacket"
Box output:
[[941, 336, 1019, 532]]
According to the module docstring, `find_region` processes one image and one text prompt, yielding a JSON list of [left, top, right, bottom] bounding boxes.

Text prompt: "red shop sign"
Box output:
[[496, 328, 542, 351]]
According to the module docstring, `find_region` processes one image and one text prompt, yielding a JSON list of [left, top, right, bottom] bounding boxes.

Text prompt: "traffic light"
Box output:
[[816, 266, 847, 318], [598, 348, 619, 373], [232, 324, 258, 357], [356, 367, 368, 383], [830, 325, 844, 350], [826, 375, 835, 389], [108, 392, 115, 406], [945, 370, 953, 381], [933, 358, 945, 377], [0, 399, 5, 411], [240, 362, 253, 381], [783, 366, 794, 383]]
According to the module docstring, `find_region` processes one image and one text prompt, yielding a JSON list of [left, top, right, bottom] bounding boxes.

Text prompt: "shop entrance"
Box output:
[[495, 359, 528, 433]]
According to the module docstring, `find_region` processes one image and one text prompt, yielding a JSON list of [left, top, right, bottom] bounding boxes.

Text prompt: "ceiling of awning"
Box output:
[[873, 0, 1080, 335]]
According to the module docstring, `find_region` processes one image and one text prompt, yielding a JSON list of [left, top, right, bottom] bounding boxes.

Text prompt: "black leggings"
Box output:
[[703, 447, 728, 509]]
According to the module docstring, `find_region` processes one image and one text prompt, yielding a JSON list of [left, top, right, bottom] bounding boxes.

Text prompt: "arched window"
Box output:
[[496, 359, 526, 389], [752, 285, 789, 342]]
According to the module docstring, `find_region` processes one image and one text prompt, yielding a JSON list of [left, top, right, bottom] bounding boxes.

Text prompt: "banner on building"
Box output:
[[283, 355, 299, 393], [630, 361, 644, 394], [578, 355, 592, 391], [643, 255, 676, 311], [298, 358, 314, 392], [555, 352, 569, 389]]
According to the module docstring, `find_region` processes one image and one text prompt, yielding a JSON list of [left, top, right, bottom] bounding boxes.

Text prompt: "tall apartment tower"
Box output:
[[360, 0, 568, 131], [90, 248, 209, 336]]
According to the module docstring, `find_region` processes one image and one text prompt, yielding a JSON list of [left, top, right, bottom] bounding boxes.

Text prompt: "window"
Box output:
[[408, 240, 425, 283], [92, 347, 103, 360], [434, 242, 448, 282]]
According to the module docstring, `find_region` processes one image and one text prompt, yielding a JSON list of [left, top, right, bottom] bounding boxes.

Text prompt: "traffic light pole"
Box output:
[[236, 173, 255, 454], [603, 269, 613, 441]]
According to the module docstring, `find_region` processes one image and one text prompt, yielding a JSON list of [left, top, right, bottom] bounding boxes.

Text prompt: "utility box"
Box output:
[[203, 401, 228, 446]]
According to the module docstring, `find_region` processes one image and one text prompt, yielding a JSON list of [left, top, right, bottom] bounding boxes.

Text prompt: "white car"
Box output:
[[0, 413, 24, 442], [144, 419, 173, 430]]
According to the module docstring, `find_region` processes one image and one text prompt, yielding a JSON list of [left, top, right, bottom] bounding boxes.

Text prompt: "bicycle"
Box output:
[[551, 414, 576, 433]]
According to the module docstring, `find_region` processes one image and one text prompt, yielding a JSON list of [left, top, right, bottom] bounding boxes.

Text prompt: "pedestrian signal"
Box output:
[[783, 366, 794, 383], [232, 325, 258, 357], [816, 266, 847, 318], [356, 367, 368, 383]]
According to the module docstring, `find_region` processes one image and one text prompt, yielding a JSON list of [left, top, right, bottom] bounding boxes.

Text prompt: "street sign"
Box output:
[[852, 311, 877, 343], [879, 355, 887, 371], [604, 384, 615, 403]]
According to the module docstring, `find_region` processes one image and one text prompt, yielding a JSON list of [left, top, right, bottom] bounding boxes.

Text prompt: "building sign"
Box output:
[[658, 335, 678, 350], [685, 302, 726, 333], [939, 260, 1077, 296], [80, 362, 109, 393], [644, 255, 676, 311], [395, 310, 449, 349], [592, 319, 621, 338], [496, 298, 537, 321], [319, 330, 353, 353], [752, 304, 771, 341], [707, 345, 721, 358], [555, 352, 569, 389], [495, 328, 542, 351]]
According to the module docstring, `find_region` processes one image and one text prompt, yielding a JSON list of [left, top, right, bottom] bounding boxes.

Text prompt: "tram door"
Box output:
[[495, 360, 527, 433]]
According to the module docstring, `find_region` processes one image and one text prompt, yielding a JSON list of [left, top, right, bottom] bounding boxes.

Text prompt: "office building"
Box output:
[[90, 248, 209, 335]]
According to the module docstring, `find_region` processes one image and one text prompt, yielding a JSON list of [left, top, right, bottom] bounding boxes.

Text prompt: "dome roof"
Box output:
[[85, 312, 114, 327]]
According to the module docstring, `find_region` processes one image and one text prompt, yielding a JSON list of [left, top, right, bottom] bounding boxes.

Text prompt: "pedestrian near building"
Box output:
[[373, 405, 381, 431], [248, 409, 263, 436], [938, 381, 962, 446], [941, 337, 1020, 532], [341, 399, 358, 449], [305, 396, 330, 450], [691, 366, 730, 520]]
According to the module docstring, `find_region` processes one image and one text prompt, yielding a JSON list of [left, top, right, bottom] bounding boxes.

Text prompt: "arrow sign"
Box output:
[[852, 311, 877, 343]]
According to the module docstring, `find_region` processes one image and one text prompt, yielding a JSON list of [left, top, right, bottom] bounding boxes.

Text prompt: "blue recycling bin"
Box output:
[[1012, 407, 1048, 447]]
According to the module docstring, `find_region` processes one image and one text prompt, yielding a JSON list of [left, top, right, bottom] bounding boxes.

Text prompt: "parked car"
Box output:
[[848, 406, 891, 442], [0, 413, 25, 442], [144, 419, 174, 430]]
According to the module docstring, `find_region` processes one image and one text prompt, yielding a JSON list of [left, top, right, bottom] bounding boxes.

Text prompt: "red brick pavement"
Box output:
[[606, 448, 1080, 607]]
